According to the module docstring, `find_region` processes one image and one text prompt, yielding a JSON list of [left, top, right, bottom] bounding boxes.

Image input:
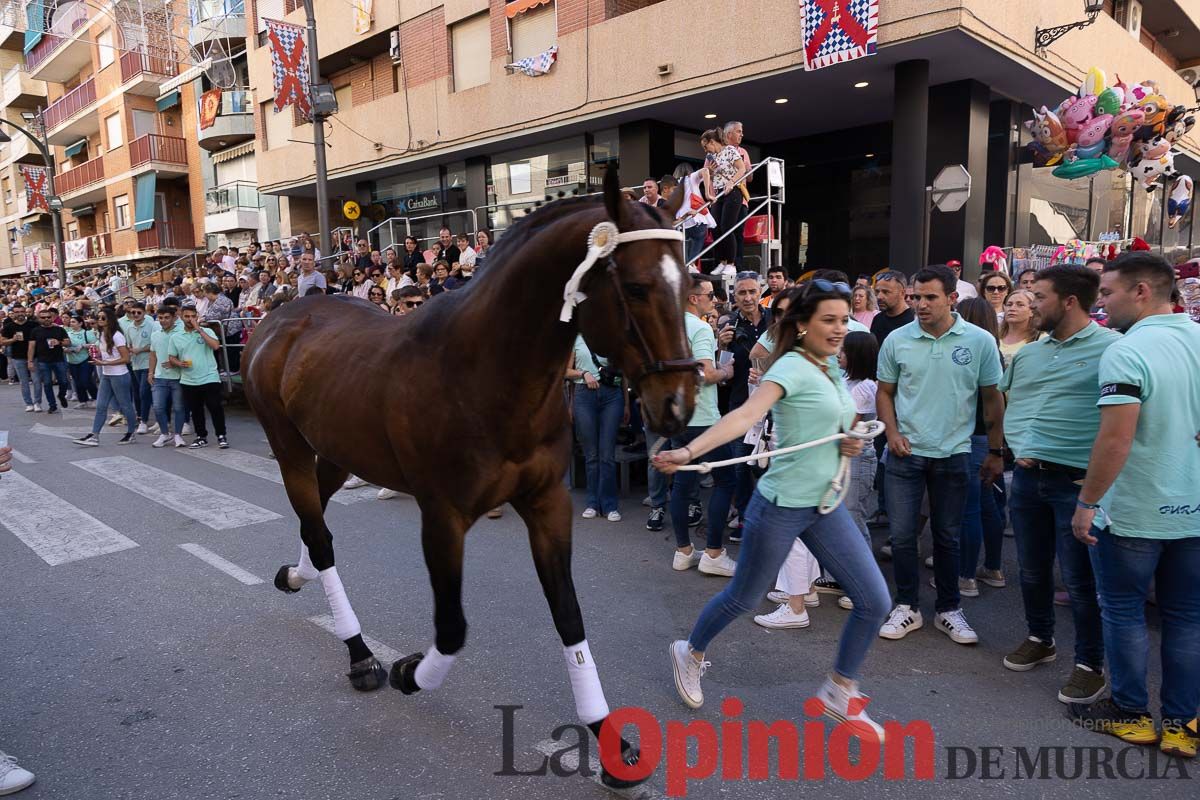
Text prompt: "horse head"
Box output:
[[573, 167, 697, 437]]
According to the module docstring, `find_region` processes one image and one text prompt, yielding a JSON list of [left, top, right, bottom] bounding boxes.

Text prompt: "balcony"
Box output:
[[26, 2, 91, 83], [1, 66, 46, 108], [5, 121, 46, 164], [57, 156, 106, 205], [0, 0, 21, 49], [43, 77, 98, 145], [64, 232, 112, 266], [138, 220, 197, 253], [119, 50, 177, 97], [130, 134, 189, 177], [197, 90, 255, 151], [204, 181, 261, 233], [188, 0, 246, 47]]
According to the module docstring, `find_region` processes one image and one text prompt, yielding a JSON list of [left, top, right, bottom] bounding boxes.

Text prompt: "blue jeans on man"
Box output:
[[13, 359, 40, 406], [35, 361, 71, 411], [573, 384, 623, 515], [961, 435, 1005, 578], [670, 426, 736, 550], [1009, 465, 1103, 670], [130, 368, 152, 423], [151, 376, 188, 435], [1088, 529, 1200, 721], [885, 452, 970, 613]]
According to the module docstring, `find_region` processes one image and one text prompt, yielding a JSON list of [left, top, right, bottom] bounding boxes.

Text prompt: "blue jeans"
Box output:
[[573, 384, 623, 514], [731, 440, 756, 519], [35, 361, 71, 410], [646, 435, 669, 509], [13, 359, 39, 406], [960, 435, 1005, 577], [151, 376, 187, 435], [670, 426, 736, 550], [68, 360, 96, 402], [846, 446, 877, 548], [1009, 465, 1103, 669], [684, 225, 707, 267], [92, 372, 137, 436], [130, 368, 152, 422], [1089, 529, 1200, 720], [885, 452, 970, 613], [689, 491, 891, 681]]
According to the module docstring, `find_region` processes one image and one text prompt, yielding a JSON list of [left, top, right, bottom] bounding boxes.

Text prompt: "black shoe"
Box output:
[[728, 531, 743, 543], [646, 508, 665, 531], [59, 397, 69, 408], [118, 433, 135, 445], [687, 503, 702, 528], [217, 435, 229, 449], [813, 577, 845, 596], [73, 432, 100, 447], [189, 438, 209, 449]]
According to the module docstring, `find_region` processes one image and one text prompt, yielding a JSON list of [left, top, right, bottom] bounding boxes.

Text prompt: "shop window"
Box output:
[[114, 195, 131, 229], [510, 2, 556, 62], [451, 13, 490, 92], [105, 113, 123, 150]]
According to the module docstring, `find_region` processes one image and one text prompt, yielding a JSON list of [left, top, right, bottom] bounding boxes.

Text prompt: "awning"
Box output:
[[156, 91, 181, 112], [505, 0, 552, 18], [211, 141, 256, 164], [23, 0, 44, 53], [63, 139, 87, 158], [133, 173, 156, 232], [157, 59, 210, 98], [69, 204, 95, 216]]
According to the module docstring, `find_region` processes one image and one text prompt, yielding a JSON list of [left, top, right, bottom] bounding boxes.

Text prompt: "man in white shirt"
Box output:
[[948, 261, 978, 300], [455, 234, 477, 267]]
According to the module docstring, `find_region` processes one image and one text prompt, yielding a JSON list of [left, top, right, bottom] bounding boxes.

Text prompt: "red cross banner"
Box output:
[[266, 18, 312, 121], [19, 165, 49, 213], [801, 0, 879, 72]]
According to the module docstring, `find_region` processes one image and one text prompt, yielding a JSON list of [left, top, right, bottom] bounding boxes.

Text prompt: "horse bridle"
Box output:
[[559, 222, 699, 389]]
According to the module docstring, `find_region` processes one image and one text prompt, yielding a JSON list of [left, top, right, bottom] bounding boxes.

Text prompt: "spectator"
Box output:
[[851, 285, 879, 328], [438, 228, 460, 266], [456, 234, 477, 267], [296, 253, 327, 297], [949, 260, 978, 300], [429, 261, 450, 296], [760, 266, 788, 308], [0, 305, 40, 411], [868, 271, 913, 345], [353, 239, 373, 272], [73, 307, 137, 446], [402, 236, 424, 277], [474, 229, 491, 270], [840, 331, 880, 546], [700, 128, 747, 278], [28, 308, 71, 414], [118, 302, 159, 435], [366, 286, 388, 310], [414, 263, 433, 294], [1017, 269, 1037, 291], [395, 286, 425, 314], [221, 274, 241, 307], [64, 314, 97, 408], [724, 121, 752, 271], [147, 305, 188, 449], [567, 335, 625, 521], [979, 271, 1013, 322], [998, 289, 1040, 365], [169, 306, 227, 449], [673, 164, 714, 269], [639, 178, 665, 208], [350, 267, 374, 300]]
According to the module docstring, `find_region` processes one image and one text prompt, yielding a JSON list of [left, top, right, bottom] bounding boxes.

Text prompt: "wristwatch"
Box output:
[[1076, 499, 1101, 510], [988, 448, 1005, 457]]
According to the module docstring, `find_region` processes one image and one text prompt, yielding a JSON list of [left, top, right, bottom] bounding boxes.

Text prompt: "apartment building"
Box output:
[[13, 0, 204, 278], [247, 0, 1200, 276]]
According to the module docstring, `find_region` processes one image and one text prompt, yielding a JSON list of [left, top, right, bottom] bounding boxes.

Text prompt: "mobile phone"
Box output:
[[0, 430, 8, 449]]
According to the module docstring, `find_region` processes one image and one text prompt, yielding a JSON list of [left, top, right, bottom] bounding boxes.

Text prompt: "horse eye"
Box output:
[[623, 284, 650, 301]]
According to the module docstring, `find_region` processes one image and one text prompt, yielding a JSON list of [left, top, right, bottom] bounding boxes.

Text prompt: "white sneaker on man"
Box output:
[[879, 604, 923, 640], [606, 511, 622, 522], [136, 422, 148, 435], [0, 751, 36, 795], [672, 548, 702, 571], [754, 603, 811, 629], [107, 412, 123, 427], [32, 403, 42, 412], [669, 640, 708, 709], [342, 475, 367, 489], [152, 434, 171, 448], [23, 405, 33, 412], [698, 550, 737, 577], [934, 609, 979, 644], [581, 508, 598, 519], [146, 423, 160, 435], [173, 434, 187, 448], [377, 488, 399, 500], [816, 677, 885, 742], [180, 422, 194, 436]]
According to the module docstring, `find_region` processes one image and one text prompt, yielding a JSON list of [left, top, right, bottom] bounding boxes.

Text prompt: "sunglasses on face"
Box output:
[[985, 285, 1008, 293], [404, 300, 424, 308]]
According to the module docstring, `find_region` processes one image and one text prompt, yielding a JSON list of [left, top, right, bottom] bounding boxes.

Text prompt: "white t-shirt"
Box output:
[[956, 279, 978, 300], [458, 246, 477, 266], [98, 331, 129, 376], [678, 171, 716, 229], [846, 378, 878, 417]]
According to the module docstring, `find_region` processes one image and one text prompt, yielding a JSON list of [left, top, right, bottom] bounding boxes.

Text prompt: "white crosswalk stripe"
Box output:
[[9, 448, 35, 464], [30, 422, 93, 440], [179, 543, 264, 585], [73, 455, 282, 530], [181, 447, 377, 504], [0, 471, 138, 565], [308, 614, 403, 663]]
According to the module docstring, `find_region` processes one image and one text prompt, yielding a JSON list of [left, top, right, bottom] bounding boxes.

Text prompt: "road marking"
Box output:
[[181, 447, 376, 505], [532, 739, 664, 799], [10, 449, 35, 464], [179, 543, 264, 585], [72, 455, 282, 530], [0, 471, 138, 565], [308, 614, 403, 663], [30, 422, 92, 440]]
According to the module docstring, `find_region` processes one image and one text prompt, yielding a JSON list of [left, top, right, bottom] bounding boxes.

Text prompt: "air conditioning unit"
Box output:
[[1123, 0, 1142, 38], [389, 29, 401, 64], [1178, 66, 1200, 88]]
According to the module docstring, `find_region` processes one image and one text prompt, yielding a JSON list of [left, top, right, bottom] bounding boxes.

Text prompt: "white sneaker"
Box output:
[[879, 604, 924, 640], [769, 590, 819, 607], [934, 609, 979, 645], [23, 405, 33, 412], [152, 434, 170, 448], [33, 403, 42, 412], [669, 640, 708, 709], [754, 603, 811, 629], [342, 475, 367, 489], [581, 508, 598, 519], [816, 677, 885, 742], [136, 422, 148, 435], [173, 435, 186, 448], [147, 423, 160, 435], [838, 596, 854, 610], [0, 751, 36, 795], [698, 550, 737, 577], [106, 412, 123, 427], [803, 591, 820, 608], [641, 496, 652, 507], [606, 511, 622, 522], [377, 488, 399, 500], [672, 548, 702, 571], [181, 423, 194, 436]]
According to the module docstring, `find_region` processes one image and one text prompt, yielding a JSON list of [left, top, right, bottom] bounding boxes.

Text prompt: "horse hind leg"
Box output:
[[513, 486, 647, 790]]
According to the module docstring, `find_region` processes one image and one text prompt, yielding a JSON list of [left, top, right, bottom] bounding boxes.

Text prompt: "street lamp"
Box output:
[[0, 109, 67, 287], [1035, 1, 1105, 53]]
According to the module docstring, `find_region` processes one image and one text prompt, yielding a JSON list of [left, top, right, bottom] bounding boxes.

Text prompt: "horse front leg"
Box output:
[[514, 485, 648, 790]]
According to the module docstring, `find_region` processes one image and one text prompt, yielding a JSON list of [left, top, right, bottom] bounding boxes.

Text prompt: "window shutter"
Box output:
[[451, 13, 490, 91], [510, 2, 555, 62]]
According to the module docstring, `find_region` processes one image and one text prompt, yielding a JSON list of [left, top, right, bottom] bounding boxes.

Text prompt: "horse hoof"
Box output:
[[600, 746, 646, 789], [273, 564, 300, 594], [347, 656, 387, 692], [389, 653, 423, 694]]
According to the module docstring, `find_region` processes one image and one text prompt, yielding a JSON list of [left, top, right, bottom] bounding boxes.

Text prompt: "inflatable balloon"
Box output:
[[1133, 90, 1168, 139], [1168, 175, 1193, 227], [1095, 85, 1124, 116], [1026, 106, 1069, 167], [979, 246, 1008, 276], [1108, 108, 1145, 163], [1080, 67, 1106, 99], [1163, 106, 1195, 144], [1053, 154, 1119, 180], [1059, 95, 1099, 144], [1130, 137, 1177, 192]]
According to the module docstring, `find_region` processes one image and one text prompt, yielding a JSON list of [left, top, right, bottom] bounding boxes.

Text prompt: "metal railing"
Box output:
[[213, 315, 262, 394], [137, 220, 197, 251], [57, 156, 105, 194], [205, 181, 261, 214], [25, 2, 88, 72], [190, 0, 245, 25], [43, 76, 95, 130], [686, 158, 785, 274], [119, 49, 177, 83], [130, 134, 188, 167], [367, 209, 479, 253]]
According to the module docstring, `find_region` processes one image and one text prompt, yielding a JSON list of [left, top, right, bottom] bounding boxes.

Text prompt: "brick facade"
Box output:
[[400, 8, 450, 88]]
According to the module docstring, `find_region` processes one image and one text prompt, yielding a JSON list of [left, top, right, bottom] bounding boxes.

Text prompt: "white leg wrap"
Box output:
[[413, 645, 457, 690], [563, 640, 610, 724], [318, 567, 361, 641], [288, 543, 320, 589]]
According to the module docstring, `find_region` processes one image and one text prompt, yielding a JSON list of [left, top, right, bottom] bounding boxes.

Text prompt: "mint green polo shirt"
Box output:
[[150, 319, 185, 380], [571, 335, 619, 386], [877, 314, 1003, 458], [847, 318, 870, 334], [1000, 322, 1121, 468], [757, 351, 856, 508], [119, 317, 160, 371], [1095, 314, 1200, 540], [167, 329, 220, 387], [685, 312, 719, 427]]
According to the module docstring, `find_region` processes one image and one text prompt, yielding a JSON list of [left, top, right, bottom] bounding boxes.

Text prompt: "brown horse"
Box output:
[[241, 170, 696, 787]]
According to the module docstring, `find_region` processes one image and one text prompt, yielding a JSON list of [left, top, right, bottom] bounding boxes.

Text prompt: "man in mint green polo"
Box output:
[[118, 302, 160, 435], [1068, 252, 1200, 759], [168, 305, 227, 450], [876, 265, 1005, 647], [147, 304, 188, 448], [999, 265, 1119, 706]]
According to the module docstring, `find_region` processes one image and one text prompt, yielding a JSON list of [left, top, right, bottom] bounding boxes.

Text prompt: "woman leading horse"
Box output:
[[242, 169, 696, 788]]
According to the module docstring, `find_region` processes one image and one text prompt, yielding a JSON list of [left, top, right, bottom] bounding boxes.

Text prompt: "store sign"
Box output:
[[394, 193, 441, 214]]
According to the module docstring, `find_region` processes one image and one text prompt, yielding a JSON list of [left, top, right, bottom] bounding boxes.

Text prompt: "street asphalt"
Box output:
[[0, 384, 1186, 800]]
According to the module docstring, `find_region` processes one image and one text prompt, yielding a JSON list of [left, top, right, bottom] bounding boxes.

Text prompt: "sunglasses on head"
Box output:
[[805, 279, 852, 298], [735, 271, 761, 282]]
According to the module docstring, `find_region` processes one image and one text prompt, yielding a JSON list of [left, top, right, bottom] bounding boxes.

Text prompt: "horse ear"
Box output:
[[603, 165, 625, 226], [664, 178, 685, 219]]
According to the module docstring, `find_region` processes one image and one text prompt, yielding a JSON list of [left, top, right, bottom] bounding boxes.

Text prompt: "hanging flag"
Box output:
[[266, 18, 312, 120], [199, 88, 223, 130], [353, 0, 373, 34], [506, 45, 558, 77], [801, 0, 879, 72], [19, 165, 49, 212]]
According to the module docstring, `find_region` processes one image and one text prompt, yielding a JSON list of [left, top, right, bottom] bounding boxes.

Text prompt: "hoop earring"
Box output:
[[798, 330, 808, 337]]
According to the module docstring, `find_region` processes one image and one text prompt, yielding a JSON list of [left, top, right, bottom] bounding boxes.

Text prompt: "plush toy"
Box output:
[[979, 246, 1008, 276], [1168, 175, 1193, 228]]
